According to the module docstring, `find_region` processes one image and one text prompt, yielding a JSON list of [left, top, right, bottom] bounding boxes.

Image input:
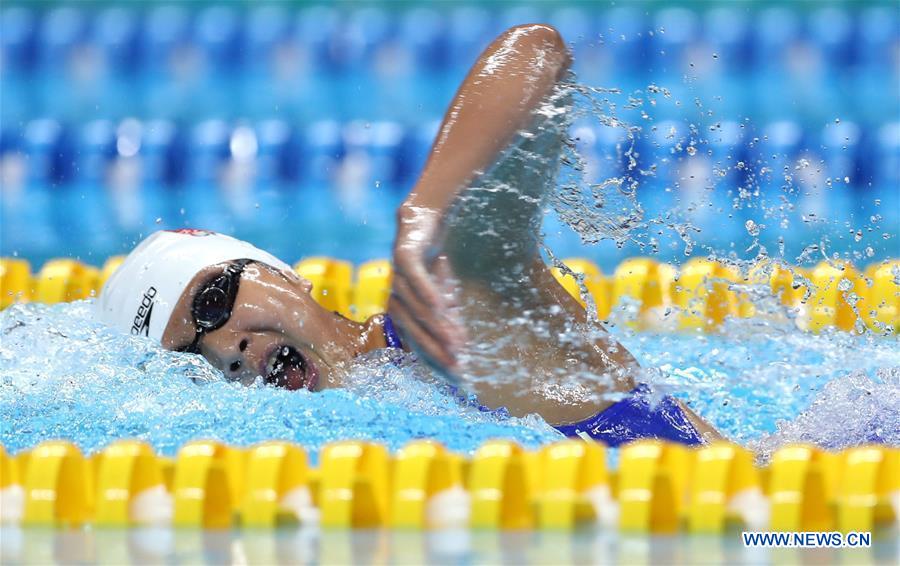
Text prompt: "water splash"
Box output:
[[541, 77, 893, 270], [431, 73, 899, 450], [2, 298, 895, 458], [0, 301, 560, 459], [751, 367, 899, 461], [613, 319, 899, 457]]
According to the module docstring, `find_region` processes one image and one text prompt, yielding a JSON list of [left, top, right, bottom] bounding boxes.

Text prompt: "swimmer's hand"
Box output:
[[389, 203, 466, 372]]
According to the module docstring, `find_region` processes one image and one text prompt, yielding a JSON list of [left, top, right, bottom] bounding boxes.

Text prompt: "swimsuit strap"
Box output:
[[382, 314, 403, 349]]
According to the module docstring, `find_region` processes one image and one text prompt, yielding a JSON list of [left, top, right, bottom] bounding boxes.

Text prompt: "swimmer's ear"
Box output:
[[296, 276, 313, 294], [279, 268, 313, 293]]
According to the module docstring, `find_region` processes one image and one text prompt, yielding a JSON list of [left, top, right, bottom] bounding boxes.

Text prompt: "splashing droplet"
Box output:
[[745, 219, 760, 236]]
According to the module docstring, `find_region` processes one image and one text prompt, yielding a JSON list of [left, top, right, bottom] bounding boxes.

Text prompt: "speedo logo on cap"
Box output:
[[131, 287, 157, 336]]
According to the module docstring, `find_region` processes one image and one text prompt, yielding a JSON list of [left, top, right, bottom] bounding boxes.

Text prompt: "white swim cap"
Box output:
[[95, 229, 292, 342]]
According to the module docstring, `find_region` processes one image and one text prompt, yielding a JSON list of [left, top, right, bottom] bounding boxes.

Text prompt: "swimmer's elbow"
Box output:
[[500, 24, 572, 73], [504, 23, 565, 50]]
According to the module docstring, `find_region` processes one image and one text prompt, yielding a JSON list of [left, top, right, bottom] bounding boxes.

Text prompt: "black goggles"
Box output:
[[181, 259, 255, 354]]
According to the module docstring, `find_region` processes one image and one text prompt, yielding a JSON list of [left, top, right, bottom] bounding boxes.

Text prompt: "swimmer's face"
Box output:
[[161, 261, 360, 391]]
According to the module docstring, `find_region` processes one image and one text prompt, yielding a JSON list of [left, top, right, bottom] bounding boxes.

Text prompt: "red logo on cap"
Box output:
[[166, 229, 215, 237]]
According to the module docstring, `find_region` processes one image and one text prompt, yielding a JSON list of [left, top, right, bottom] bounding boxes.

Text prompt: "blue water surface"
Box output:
[[0, 301, 560, 460], [2, 299, 897, 461]]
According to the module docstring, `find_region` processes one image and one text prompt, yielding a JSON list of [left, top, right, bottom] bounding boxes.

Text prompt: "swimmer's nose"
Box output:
[[224, 356, 245, 381], [217, 336, 259, 384]]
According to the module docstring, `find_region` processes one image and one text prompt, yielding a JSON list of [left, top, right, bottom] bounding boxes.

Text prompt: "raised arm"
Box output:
[[403, 24, 570, 213], [390, 24, 571, 370]]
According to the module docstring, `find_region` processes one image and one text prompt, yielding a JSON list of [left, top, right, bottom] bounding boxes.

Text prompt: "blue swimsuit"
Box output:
[[553, 384, 703, 446], [381, 315, 703, 447]]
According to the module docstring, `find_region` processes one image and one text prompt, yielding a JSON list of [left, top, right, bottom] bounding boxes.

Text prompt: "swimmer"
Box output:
[[97, 24, 720, 446]]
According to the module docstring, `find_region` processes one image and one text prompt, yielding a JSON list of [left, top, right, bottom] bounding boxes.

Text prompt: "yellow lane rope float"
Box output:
[[1, 440, 898, 533], [2, 256, 897, 333]]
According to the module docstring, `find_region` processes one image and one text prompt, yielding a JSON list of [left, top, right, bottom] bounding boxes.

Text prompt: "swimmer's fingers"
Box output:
[[396, 251, 467, 346], [389, 285, 459, 371], [390, 272, 463, 358], [391, 204, 466, 366], [429, 254, 455, 285], [392, 205, 446, 313], [428, 254, 469, 343], [393, 254, 442, 319], [392, 233, 466, 331]]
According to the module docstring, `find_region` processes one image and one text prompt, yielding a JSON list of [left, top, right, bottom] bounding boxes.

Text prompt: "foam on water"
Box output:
[[0, 301, 560, 459], [611, 318, 899, 460], [2, 299, 896, 460]]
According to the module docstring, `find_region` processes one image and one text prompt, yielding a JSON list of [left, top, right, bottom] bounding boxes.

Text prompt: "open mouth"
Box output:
[[263, 345, 318, 391]]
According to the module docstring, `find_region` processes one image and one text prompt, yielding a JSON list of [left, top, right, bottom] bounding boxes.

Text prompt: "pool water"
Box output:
[[1, 526, 897, 565], [1, 3, 897, 466], [2, 297, 896, 461], [0, 301, 560, 460]]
